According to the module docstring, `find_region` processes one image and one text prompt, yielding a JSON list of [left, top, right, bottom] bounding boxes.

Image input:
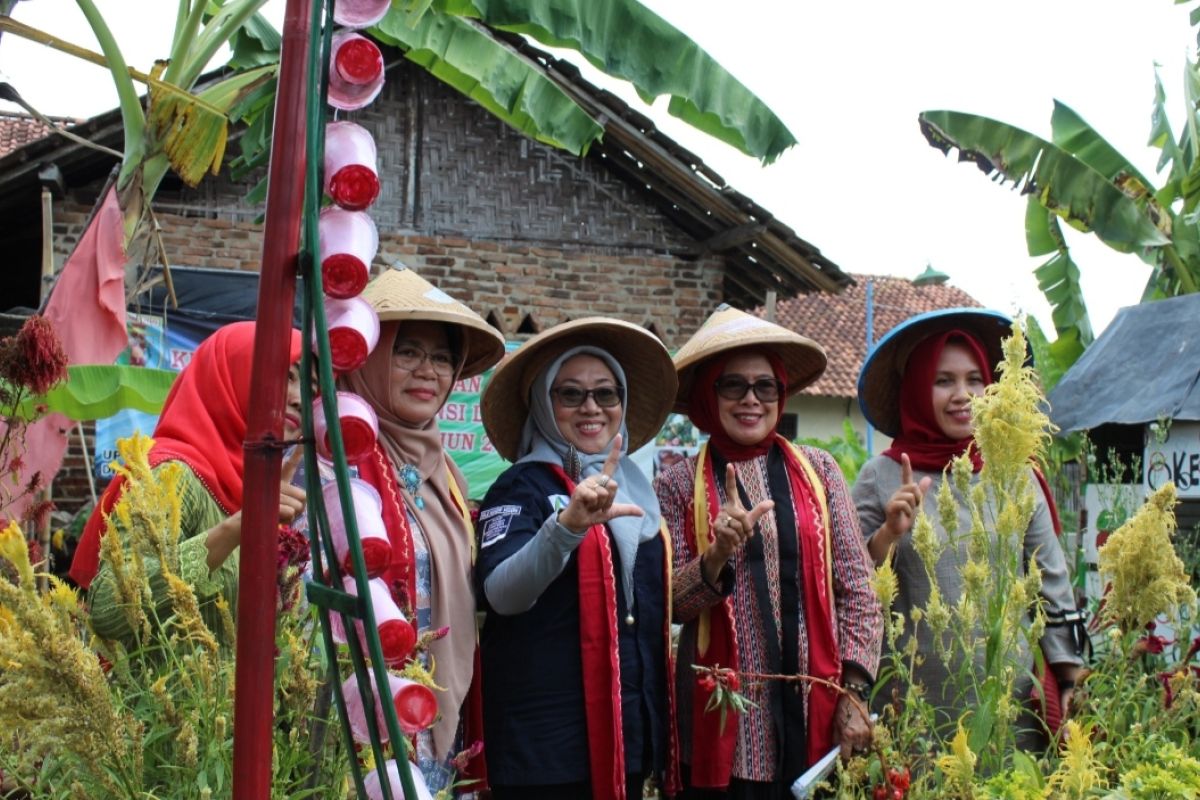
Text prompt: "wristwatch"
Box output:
[[842, 678, 872, 702]]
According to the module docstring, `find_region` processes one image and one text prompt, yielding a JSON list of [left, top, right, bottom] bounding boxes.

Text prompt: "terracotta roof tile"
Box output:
[[0, 112, 66, 158], [757, 273, 982, 398]]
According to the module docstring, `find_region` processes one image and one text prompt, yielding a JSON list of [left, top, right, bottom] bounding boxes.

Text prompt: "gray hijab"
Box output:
[[517, 346, 661, 608]]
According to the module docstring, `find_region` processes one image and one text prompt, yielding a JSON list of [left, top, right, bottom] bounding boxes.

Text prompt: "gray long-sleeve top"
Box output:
[[852, 455, 1083, 712]]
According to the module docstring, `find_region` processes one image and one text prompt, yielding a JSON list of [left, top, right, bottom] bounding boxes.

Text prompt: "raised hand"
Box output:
[[278, 446, 307, 524], [557, 434, 644, 533], [204, 446, 308, 571], [881, 454, 933, 541], [702, 464, 773, 584]]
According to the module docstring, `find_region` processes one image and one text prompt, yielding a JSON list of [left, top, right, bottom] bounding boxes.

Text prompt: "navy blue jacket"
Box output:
[[476, 461, 668, 787]]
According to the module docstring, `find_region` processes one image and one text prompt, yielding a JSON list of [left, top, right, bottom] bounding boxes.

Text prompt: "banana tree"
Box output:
[[918, 105, 1179, 375], [375, 0, 796, 161]]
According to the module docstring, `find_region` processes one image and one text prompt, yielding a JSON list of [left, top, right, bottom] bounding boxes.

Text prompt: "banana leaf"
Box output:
[[372, 10, 605, 156], [224, 9, 282, 69], [1049, 101, 1169, 237], [1027, 198, 1093, 357], [147, 64, 277, 188], [919, 110, 1171, 253], [12, 365, 176, 422], [436, 0, 797, 163]]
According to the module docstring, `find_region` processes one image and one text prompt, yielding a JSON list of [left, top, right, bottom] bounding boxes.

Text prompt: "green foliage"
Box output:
[[0, 435, 346, 797], [797, 418, 869, 487], [918, 17, 1200, 384], [433, 0, 797, 163], [10, 365, 175, 422]]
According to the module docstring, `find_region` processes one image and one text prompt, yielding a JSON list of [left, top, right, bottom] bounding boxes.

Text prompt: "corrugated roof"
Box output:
[[758, 273, 982, 398]]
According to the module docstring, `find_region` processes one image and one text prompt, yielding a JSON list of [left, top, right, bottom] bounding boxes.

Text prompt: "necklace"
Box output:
[[397, 463, 425, 510]]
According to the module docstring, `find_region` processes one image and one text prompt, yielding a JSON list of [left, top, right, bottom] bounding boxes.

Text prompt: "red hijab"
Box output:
[[882, 329, 991, 473], [69, 322, 303, 588], [687, 348, 788, 460]]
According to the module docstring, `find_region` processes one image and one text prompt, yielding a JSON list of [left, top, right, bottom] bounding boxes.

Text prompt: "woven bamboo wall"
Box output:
[[153, 60, 697, 254]]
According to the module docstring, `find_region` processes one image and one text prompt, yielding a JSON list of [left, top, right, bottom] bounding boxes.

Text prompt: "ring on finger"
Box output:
[[596, 474, 610, 488]]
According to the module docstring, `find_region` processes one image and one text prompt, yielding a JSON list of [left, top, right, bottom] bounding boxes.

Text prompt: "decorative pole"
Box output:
[[231, 0, 313, 795]]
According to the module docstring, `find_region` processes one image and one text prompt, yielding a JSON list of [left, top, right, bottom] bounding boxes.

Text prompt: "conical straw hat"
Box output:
[[672, 304, 827, 412], [360, 266, 505, 378], [481, 318, 677, 463], [857, 307, 1013, 437]]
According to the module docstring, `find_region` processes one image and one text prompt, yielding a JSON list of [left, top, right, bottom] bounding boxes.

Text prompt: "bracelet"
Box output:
[[842, 678, 872, 702]]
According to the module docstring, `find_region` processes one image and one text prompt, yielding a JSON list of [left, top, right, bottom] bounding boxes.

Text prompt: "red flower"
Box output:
[[1185, 636, 1200, 664], [698, 674, 717, 693], [7, 455, 24, 477], [277, 525, 311, 572], [887, 766, 911, 792], [1135, 634, 1170, 655], [23, 499, 55, 532], [0, 315, 68, 395], [723, 671, 740, 692], [1158, 671, 1176, 708]]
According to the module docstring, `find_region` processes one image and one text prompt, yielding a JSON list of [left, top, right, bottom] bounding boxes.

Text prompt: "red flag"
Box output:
[[45, 186, 128, 365], [3, 187, 128, 519]]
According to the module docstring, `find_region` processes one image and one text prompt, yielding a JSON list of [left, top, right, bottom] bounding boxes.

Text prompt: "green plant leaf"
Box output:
[[919, 110, 1171, 253], [436, 0, 797, 163], [224, 10, 282, 69], [14, 365, 176, 422], [372, 9, 605, 156]]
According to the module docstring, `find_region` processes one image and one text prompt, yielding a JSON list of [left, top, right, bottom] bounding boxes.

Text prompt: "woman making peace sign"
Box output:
[[476, 318, 679, 800], [654, 306, 882, 799]]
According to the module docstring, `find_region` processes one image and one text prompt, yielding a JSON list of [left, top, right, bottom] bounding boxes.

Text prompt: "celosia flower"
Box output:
[[1098, 483, 1195, 631], [871, 558, 898, 610], [0, 315, 68, 396], [935, 720, 976, 789], [1045, 720, 1106, 798], [937, 475, 958, 537], [972, 321, 1052, 487], [0, 520, 32, 587], [912, 511, 940, 577]]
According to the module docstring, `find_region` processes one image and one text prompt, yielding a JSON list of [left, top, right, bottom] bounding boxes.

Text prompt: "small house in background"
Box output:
[[1048, 292, 1200, 600], [760, 271, 982, 453], [0, 40, 853, 515]]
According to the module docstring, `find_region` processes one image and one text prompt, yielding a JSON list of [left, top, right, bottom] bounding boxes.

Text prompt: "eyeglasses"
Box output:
[[550, 384, 625, 408], [392, 344, 458, 376], [714, 376, 783, 403]]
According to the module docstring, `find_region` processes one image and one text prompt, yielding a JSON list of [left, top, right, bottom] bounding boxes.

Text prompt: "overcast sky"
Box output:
[[1, 1, 1193, 338]]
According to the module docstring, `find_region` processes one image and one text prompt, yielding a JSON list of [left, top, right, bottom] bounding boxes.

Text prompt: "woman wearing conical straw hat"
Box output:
[[340, 265, 505, 794], [654, 305, 882, 797], [852, 308, 1083, 738], [476, 318, 680, 800]]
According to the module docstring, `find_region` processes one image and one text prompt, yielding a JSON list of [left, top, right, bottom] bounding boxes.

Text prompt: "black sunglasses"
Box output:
[[550, 384, 625, 408], [714, 376, 783, 403]]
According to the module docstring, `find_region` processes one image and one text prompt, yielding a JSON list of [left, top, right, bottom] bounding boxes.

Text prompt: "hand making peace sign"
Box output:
[[701, 463, 774, 585], [557, 434, 645, 533]]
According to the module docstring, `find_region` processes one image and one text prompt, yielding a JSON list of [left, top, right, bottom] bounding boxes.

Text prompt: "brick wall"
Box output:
[[47, 210, 726, 517]]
